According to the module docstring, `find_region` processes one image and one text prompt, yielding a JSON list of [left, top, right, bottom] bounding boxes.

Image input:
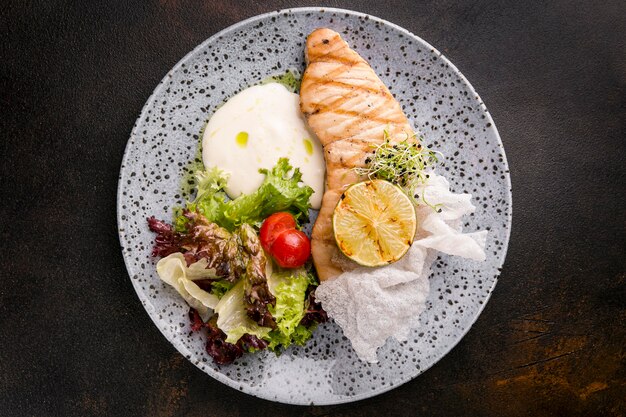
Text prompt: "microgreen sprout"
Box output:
[[354, 130, 443, 209]]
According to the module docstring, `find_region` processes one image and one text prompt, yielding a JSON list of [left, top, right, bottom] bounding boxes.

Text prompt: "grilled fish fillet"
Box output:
[[300, 28, 416, 281]]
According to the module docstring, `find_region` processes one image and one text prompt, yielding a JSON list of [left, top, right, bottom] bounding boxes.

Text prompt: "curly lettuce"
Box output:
[[264, 268, 316, 350], [175, 158, 313, 232], [239, 223, 276, 328], [174, 168, 229, 231], [210, 266, 318, 349]]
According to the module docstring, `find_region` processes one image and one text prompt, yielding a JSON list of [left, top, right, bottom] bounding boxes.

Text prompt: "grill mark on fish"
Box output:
[[305, 78, 385, 96]]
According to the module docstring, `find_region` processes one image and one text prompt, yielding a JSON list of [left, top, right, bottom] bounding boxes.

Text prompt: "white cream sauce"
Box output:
[[202, 83, 324, 209]]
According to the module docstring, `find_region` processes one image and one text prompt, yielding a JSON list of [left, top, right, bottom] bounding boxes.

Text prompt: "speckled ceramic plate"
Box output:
[[117, 7, 511, 405]]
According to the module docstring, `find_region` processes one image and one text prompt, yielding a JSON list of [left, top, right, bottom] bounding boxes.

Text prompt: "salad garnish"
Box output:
[[148, 159, 326, 365]]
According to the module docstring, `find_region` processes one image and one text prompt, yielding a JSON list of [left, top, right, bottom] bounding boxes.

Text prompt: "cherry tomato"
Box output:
[[271, 229, 311, 268], [259, 212, 296, 253]]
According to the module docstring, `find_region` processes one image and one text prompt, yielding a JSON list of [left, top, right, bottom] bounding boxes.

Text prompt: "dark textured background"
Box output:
[[1, 1, 625, 416]]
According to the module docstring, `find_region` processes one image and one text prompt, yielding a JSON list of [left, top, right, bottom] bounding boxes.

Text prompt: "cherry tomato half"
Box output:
[[271, 229, 311, 268], [259, 212, 296, 253]]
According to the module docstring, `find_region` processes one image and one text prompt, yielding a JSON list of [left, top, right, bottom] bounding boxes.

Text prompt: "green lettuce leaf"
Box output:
[[173, 167, 230, 231], [264, 324, 314, 352], [221, 158, 313, 227], [174, 158, 313, 232], [264, 267, 315, 350], [290, 323, 314, 345], [214, 279, 271, 344], [210, 279, 234, 298], [264, 324, 313, 351]]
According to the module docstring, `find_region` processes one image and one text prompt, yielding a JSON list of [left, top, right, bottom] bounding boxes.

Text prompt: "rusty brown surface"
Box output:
[[1, 0, 624, 416]]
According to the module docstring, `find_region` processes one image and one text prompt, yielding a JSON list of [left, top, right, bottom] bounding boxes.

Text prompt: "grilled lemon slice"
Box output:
[[332, 179, 417, 267]]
